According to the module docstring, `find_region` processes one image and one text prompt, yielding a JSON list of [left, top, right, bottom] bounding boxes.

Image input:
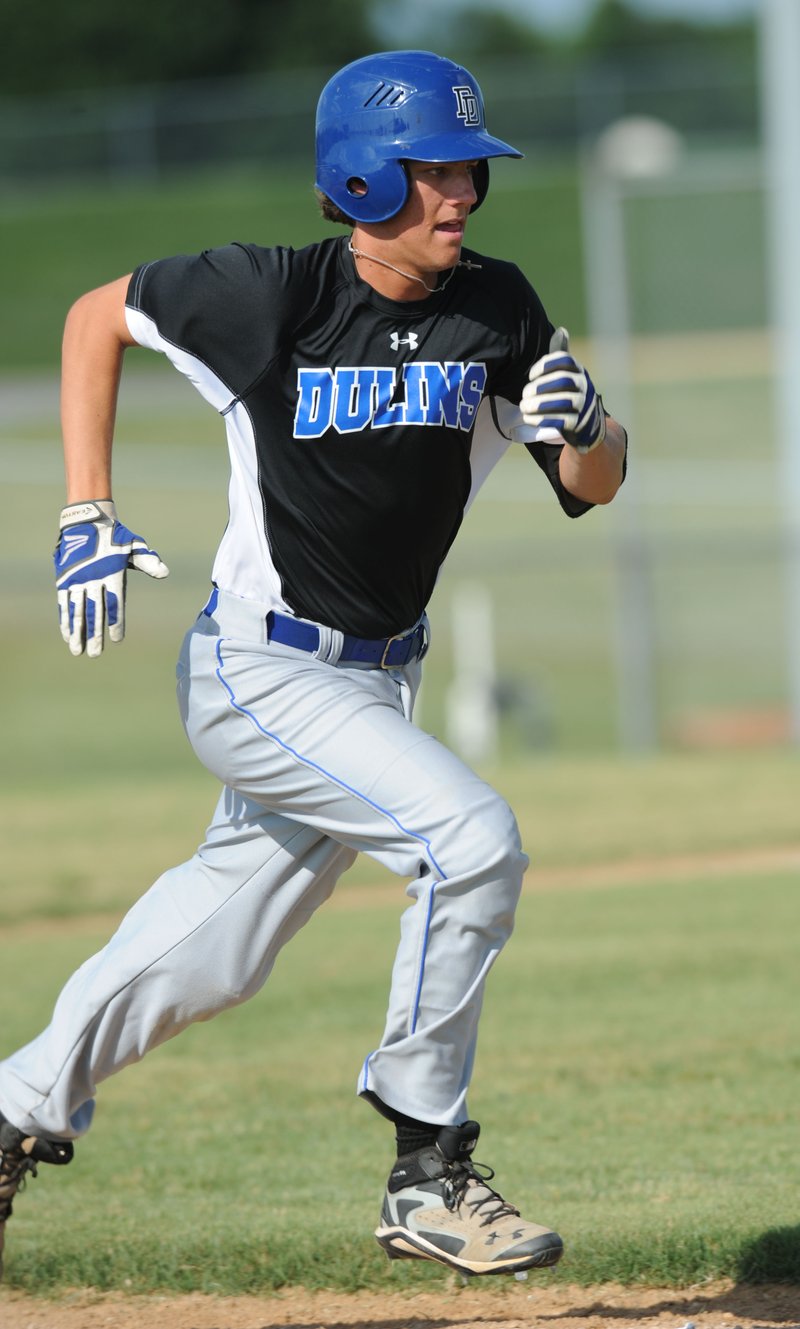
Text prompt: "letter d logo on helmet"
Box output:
[[315, 50, 523, 224]]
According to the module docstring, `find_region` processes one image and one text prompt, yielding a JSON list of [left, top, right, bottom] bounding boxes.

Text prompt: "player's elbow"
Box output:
[[583, 474, 624, 505], [561, 423, 627, 506], [563, 467, 624, 507]]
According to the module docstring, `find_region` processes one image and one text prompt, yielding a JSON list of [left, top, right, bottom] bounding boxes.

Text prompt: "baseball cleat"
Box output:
[[0, 1112, 73, 1279], [375, 1120, 563, 1277]]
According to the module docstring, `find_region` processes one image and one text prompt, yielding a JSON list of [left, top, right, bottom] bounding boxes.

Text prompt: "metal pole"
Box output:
[[579, 143, 659, 751], [445, 583, 499, 763], [759, 0, 800, 742]]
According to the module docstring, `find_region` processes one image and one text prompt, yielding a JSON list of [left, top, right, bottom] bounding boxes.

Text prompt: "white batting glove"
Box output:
[[54, 500, 169, 658], [520, 327, 607, 454]]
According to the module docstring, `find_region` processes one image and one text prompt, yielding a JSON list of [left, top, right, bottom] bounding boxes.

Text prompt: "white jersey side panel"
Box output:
[[125, 305, 290, 611], [125, 306, 234, 412], [466, 395, 542, 512], [213, 403, 288, 607]]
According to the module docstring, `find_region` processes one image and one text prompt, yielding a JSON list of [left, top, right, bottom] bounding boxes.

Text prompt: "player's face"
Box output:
[[395, 159, 478, 271], [401, 159, 479, 253], [352, 159, 479, 294]]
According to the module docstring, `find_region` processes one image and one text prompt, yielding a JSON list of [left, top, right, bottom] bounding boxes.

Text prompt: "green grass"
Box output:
[[0, 866, 797, 1293], [627, 186, 767, 333]]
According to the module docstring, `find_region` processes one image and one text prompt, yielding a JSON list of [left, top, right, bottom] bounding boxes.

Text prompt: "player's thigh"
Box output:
[[181, 630, 522, 884]]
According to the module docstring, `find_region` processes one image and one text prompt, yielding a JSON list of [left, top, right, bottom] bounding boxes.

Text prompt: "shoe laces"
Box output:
[[441, 1158, 521, 1227]]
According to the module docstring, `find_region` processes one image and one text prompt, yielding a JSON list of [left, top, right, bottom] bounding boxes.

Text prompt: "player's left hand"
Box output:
[[520, 327, 607, 454], [54, 499, 169, 658]]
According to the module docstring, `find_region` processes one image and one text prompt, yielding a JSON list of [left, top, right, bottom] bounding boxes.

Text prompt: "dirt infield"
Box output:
[[2, 1279, 799, 1329]]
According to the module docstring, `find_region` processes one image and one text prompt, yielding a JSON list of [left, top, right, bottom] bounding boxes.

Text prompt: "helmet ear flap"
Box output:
[[320, 154, 411, 224], [470, 159, 490, 213]]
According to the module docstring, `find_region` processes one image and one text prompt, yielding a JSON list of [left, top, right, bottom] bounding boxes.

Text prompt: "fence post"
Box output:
[[579, 118, 683, 751], [445, 583, 499, 764], [759, 0, 800, 744]]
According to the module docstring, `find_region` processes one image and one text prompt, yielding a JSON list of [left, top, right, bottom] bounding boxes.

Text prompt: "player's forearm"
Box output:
[[61, 277, 135, 503], [559, 416, 627, 505]]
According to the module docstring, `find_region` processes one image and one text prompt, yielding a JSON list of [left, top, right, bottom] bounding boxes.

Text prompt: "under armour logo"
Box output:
[[486, 1227, 524, 1246], [453, 85, 481, 127], [390, 331, 419, 351]]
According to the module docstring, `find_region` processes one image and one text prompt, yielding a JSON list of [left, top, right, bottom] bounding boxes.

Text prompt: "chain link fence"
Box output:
[[0, 47, 758, 186]]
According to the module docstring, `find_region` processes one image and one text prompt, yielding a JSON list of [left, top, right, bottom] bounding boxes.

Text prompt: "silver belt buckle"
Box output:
[[380, 623, 426, 669], [380, 630, 405, 669]]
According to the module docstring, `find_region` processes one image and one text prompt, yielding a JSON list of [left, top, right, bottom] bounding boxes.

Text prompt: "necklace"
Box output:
[[348, 241, 481, 295]]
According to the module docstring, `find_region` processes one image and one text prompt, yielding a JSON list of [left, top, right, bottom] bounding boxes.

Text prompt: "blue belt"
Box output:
[[202, 589, 428, 669], [266, 610, 429, 668]]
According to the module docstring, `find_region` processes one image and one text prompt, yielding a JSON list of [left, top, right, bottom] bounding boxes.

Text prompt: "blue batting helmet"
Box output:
[[315, 50, 523, 224]]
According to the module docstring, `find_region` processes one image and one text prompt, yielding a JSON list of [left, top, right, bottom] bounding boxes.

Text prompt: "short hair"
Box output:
[[316, 189, 355, 228]]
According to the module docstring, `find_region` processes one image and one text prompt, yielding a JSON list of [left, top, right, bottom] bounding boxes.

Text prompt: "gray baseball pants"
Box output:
[[0, 590, 527, 1139]]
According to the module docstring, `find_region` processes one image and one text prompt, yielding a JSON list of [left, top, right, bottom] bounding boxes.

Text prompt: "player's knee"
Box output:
[[440, 785, 527, 903], [481, 792, 526, 885]]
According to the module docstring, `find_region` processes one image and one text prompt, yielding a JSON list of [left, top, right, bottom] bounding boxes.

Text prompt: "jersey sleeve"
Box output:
[[125, 243, 292, 410]]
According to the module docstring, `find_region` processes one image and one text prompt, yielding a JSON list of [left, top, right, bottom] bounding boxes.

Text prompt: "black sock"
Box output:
[[394, 1114, 440, 1157], [359, 1089, 440, 1156]]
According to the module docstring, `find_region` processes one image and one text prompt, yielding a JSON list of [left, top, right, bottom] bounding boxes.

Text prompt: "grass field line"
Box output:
[[6, 840, 799, 938], [524, 840, 800, 892], [326, 839, 800, 908]]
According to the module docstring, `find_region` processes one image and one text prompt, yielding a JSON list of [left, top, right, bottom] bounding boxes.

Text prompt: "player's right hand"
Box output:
[[54, 500, 169, 658], [520, 327, 607, 454]]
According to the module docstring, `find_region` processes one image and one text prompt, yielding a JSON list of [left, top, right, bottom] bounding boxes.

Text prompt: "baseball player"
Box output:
[[0, 50, 626, 1280]]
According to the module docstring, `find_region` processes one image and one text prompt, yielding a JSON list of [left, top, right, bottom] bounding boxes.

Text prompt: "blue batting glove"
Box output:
[[54, 500, 169, 658], [520, 327, 607, 454]]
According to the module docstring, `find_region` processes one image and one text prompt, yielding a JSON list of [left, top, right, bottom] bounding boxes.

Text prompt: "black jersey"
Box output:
[[126, 235, 592, 638]]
